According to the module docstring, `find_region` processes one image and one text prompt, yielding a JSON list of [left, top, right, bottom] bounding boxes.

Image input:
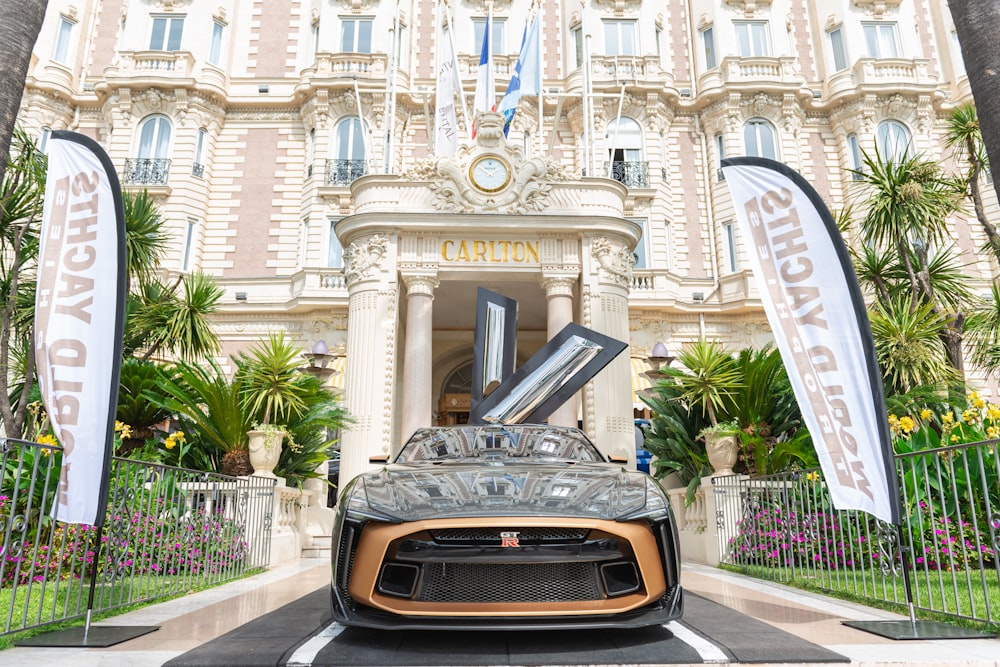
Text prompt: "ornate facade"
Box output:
[[17, 0, 995, 481]]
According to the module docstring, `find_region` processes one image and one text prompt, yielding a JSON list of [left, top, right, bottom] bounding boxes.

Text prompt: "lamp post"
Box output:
[[644, 341, 674, 380], [299, 340, 339, 383]]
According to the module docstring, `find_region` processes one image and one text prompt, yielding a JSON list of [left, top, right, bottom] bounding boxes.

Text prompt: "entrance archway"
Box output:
[[437, 360, 473, 425]]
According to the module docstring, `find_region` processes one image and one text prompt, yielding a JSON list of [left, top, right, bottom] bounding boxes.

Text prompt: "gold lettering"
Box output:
[[457, 241, 471, 262], [473, 241, 487, 262], [525, 241, 540, 263], [499, 241, 511, 262], [441, 240, 455, 261], [512, 242, 525, 262]]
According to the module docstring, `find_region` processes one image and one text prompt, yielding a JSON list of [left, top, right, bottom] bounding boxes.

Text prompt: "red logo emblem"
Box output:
[[500, 531, 520, 547]]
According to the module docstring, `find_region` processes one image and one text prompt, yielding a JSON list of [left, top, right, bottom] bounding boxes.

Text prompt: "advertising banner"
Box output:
[[35, 131, 126, 526], [722, 157, 900, 524]]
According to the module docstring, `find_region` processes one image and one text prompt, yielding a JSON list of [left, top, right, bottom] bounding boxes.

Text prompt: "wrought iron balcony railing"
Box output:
[[124, 158, 170, 185], [192, 162, 205, 178], [325, 159, 368, 186], [604, 161, 649, 188]]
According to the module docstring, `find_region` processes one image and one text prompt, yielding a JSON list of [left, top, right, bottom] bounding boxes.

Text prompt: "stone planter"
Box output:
[[704, 432, 738, 477], [247, 428, 284, 477]]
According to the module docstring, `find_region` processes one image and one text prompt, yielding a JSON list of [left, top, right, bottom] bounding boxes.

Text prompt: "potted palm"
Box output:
[[238, 332, 309, 478], [666, 339, 743, 477]]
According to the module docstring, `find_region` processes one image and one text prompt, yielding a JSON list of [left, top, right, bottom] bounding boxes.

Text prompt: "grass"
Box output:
[[720, 562, 1000, 635], [0, 568, 264, 650]]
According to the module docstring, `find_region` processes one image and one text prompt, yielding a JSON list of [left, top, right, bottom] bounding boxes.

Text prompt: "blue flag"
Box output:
[[497, 16, 540, 137]]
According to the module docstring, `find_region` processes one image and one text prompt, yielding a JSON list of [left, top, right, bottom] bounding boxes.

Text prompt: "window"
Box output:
[[340, 18, 373, 54], [701, 26, 717, 69], [715, 133, 726, 181], [828, 27, 848, 71], [311, 20, 320, 59], [863, 22, 900, 58], [603, 20, 638, 56], [181, 218, 197, 272], [734, 21, 770, 57], [209, 20, 225, 66], [193, 128, 207, 178], [328, 220, 344, 268], [630, 218, 648, 269], [128, 115, 172, 184], [306, 128, 316, 177], [38, 127, 52, 154], [150, 15, 184, 51], [724, 222, 738, 272], [876, 120, 911, 161], [299, 219, 310, 268], [473, 18, 506, 55], [743, 119, 777, 159], [572, 25, 583, 68], [53, 16, 75, 63], [951, 29, 965, 72], [606, 117, 646, 187], [655, 26, 663, 67], [328, 117, 367, 185], [847, 133, 863, 179]]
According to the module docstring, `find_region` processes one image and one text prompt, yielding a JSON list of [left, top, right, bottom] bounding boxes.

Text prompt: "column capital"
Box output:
[[401, 273, 439, 296], [343, 234, 390, 287], [541, 274, 577, 298]]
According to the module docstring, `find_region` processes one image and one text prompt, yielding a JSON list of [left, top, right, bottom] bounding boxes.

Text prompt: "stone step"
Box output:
[[301, 535, 332, 559]]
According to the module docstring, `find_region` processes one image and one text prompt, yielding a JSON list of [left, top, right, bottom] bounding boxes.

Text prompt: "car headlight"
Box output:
[[616, 478, 670, 521], [343, 478, 401, 522]]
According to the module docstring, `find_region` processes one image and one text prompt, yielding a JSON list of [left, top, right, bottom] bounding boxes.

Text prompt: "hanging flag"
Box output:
[[721, 156, 901, 525], [497, 16, 541, 137], [435, 23, 459, 155], [35, 131, 127, 526], [472, 11, 495, 138]]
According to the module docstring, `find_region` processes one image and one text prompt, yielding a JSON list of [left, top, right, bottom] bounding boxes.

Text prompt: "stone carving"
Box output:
[[343, 234, 389, 285], [591, 237, 633, 287]]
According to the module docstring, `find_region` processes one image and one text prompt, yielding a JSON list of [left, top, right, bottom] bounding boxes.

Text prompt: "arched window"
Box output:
[[605, 117, 647, 187], [193, 127, 208, 178], [128, 115, 172, 184], [743, 118, 777, 159], [876, 119, 911, 161], [328, 117, 367, 185], [847, 133, 863, 179]]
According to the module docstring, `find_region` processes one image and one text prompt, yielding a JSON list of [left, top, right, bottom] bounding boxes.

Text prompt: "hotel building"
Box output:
[[17, 0, 995, 484]]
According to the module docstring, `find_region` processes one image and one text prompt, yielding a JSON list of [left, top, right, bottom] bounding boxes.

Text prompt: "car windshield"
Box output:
[[397, 425, 605, 463]]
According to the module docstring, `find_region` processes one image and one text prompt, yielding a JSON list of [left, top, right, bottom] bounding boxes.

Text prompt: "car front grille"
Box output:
[[429, 527, 589, 544], [419, 561, 601, 602]]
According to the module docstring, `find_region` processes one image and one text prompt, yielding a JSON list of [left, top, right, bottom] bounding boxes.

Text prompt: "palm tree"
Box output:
[[236, 332, 311, 426], [0, 128, 44, 437], [659, 339, 742, 427], [945, 103, 999, 262], [121, 189, 170, 291], [869, 294, 958, 395], [0, 0, 47, 187], [949, 1, 1000, 218], [130, 272, 223, 362], [851, 147, 970, 375]]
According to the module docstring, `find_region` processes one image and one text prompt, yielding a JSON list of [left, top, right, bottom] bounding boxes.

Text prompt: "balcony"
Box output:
[[325, 159, 368, 186], [603, 161, 649, 189], [824, 58, 937, 99], [123, 158, 170, 186], [699, 56, 806, 97]]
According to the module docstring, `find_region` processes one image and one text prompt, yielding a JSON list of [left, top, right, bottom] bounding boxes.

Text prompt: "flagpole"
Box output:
[[607, 83, 625, 178], [433, 0, 442, 154], [353, 78, 373, 172], [384, 0, 401, 173], [444, 2, 472, 141], [536, 2, 543, 156], [581, 3, 594, 176]]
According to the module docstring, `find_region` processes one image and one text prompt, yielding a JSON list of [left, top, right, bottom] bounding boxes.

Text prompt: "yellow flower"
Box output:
[[919, 408, 932, 420], [898, 416, 915, 434], [987, 426, 998, 439], [942, 411, 954, 425], [987, 405, 1000, 421], [962, 408, 979, 424], [806, 471, 819, 483], [951, 434, 959, 443], [114, 421, 133, 439], [164, 431, 186, 450], [37, 433, 58, 447]]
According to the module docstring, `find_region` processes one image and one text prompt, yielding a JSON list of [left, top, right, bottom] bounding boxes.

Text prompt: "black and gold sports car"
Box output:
[[330, 424, 683, 630]]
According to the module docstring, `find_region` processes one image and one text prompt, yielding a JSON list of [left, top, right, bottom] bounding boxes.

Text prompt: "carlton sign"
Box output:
[[441, 239, 540, 264]]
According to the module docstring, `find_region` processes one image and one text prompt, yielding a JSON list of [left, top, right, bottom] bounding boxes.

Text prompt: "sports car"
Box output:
[[329, 423, 683, 630]]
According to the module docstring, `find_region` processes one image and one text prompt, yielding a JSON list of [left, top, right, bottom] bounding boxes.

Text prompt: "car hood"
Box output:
[[357, 461, 652, 521]]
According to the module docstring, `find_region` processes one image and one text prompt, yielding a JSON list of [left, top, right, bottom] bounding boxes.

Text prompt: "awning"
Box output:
[[329, 355, 347, 393], [631, 357, 656, 410]]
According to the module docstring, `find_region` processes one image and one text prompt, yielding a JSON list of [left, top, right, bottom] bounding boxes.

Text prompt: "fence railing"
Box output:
[[0, 438, 275, 636], [713, 438, 1000, 627]]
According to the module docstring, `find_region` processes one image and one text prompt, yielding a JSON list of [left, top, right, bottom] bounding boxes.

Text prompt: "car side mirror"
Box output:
[[369, 454, 390, 464]]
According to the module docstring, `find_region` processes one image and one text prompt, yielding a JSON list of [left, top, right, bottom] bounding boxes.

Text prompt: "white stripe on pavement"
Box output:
[[286, 622, 347, 667], [665, 621, 731, 664]]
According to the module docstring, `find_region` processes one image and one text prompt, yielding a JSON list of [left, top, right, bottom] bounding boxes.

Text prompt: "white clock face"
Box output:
[[470, 156, 510, 193]]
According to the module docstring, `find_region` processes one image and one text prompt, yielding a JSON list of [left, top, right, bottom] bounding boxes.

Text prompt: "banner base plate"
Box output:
[[16, 624, 159, 647], [843, 620, 994, 640]]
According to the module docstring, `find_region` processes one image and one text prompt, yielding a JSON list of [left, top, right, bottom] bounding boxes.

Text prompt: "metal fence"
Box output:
[[0, 438, 275, 636], [714, 438, 1000, 627]]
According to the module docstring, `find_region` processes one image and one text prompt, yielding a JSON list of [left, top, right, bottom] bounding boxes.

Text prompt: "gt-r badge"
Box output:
[[500, 531, 520, 547]]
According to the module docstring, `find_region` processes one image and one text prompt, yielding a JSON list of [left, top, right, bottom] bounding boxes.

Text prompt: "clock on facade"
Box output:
[[469, 155, 511, 193]]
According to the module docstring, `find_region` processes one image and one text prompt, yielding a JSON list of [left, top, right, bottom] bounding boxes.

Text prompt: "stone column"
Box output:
[[400, 273, 438, 441], [542, 275, 578, 428], [583, 236, 635, 467], [338, 234, 398, 491]]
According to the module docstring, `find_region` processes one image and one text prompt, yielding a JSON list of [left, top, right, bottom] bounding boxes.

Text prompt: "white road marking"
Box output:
[[285, 621, 346, 667], [665, 621, 731, 664]]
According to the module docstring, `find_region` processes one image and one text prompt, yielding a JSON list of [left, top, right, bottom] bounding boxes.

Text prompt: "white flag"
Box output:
[[722, 157, 900, 525], [435, 26, 459, 155], [36, 132, 126, 526]]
